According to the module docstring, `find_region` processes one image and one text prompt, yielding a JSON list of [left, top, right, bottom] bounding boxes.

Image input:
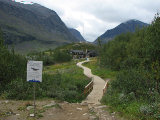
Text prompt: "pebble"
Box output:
[[27, 106, 34, 110], [83, 113, 87, 116], [30, 114, 34, 117], [111, 112, 116, 115]]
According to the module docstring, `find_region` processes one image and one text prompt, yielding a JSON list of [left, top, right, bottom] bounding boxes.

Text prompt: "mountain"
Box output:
[[0, 0, 79, 53], [94, 19, 148, 44], [69, 28, 86, 42]]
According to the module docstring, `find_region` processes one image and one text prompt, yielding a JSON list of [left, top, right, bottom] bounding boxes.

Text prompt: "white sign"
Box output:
[[27, 61, 43, 82]]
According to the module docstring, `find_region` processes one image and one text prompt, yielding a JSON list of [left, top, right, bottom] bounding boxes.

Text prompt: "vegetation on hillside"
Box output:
[[27, 42, 96, 66], [54, 42, 96, 51], [100, 14, 160, 119], [27, 49, 72, 66]]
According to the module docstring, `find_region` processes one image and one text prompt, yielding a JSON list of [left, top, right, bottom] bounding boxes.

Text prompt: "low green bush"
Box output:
[[3, 68, 90, 102], [100, 14, 160, 119]]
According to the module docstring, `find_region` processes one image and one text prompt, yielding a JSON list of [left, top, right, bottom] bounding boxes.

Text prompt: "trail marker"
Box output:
[[27, 61, 43, 117], [27, 61, 43, 82]]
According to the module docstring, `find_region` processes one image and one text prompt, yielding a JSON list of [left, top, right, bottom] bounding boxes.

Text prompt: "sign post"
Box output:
[[27, 61, 43, 117], [33, 82, 36, 116]]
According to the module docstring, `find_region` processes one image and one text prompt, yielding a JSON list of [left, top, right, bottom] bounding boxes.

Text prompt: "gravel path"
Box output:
[[77, 60, 106, 105]]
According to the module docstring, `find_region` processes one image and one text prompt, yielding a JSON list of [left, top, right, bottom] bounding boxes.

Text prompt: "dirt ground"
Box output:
[[0, 100, 89, 120], [0, 100, 123, 120]]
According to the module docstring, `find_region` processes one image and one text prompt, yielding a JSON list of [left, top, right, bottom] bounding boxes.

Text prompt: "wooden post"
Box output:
[[33, 82, 36, 116]]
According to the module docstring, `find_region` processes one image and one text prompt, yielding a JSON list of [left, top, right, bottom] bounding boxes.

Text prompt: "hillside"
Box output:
[[54, 42, 96, 51], [94, 19, 148, 44], [0, 0, 79, 53], [69, 28, 86, 42]]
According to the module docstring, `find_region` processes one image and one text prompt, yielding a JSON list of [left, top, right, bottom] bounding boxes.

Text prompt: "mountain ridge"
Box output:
[[94, 19, 148, 44], [0, 0, 79, 53], [69, 28, 86, 42]]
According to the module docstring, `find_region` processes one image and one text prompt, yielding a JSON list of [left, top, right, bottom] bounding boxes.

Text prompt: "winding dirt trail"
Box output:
[[77, 60, 106, 105]]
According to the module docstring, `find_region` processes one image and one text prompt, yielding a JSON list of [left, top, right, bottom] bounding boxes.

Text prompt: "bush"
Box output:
[[53, 50, 72, 63], [0, 29, 27, 93], [100, 14, 160, 119], [3, 69, 89, 102], [111, 69, 154, 98]]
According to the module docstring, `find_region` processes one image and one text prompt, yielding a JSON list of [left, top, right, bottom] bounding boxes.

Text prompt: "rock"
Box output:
[[111, 112, 116, 115], [83, 113, 87, 116], [81, 102, 88, 106], [27, 106, 34, 111], [16, 114, 20, 116], [43, 101, 56, 108], [89, 116, 97, 120], [88, 104, 93, 109], [95, 105, 106, 109], [29, 114, 34, 117], [5, 100, 9, 103], [77, 107, 82, 111], [64, 101, 69, 104]]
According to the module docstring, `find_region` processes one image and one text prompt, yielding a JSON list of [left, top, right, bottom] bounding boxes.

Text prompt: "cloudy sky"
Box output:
[[15, 0, 160, 42]]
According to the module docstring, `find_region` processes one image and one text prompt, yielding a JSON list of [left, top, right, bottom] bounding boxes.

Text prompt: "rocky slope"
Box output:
[[0, 0, 79, 53], [94, 19, 148, 44], [69, 28, 86, 42]]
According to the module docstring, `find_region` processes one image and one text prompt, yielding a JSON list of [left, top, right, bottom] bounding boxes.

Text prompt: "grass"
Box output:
[[83, 58, 117, 80], [43, 60, 92, 102], [44, 61, 75, 73], [44, 59, 86, 74], [42, 59, 91, 102]]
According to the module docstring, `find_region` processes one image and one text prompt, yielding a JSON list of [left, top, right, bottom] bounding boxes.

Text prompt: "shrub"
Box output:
[[100, 14, 160, 119], [53, 50, 72, 63]]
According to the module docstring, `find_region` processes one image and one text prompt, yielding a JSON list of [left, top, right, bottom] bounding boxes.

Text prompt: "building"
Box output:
[[70, 50, 97, 59], [70, 50, 86, 59]]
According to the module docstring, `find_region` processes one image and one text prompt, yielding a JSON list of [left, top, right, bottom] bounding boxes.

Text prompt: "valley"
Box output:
[[0, 0, 160, 120]]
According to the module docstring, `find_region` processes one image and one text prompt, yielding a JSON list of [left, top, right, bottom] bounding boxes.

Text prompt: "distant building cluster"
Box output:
[[70, 50, 97, 59]]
